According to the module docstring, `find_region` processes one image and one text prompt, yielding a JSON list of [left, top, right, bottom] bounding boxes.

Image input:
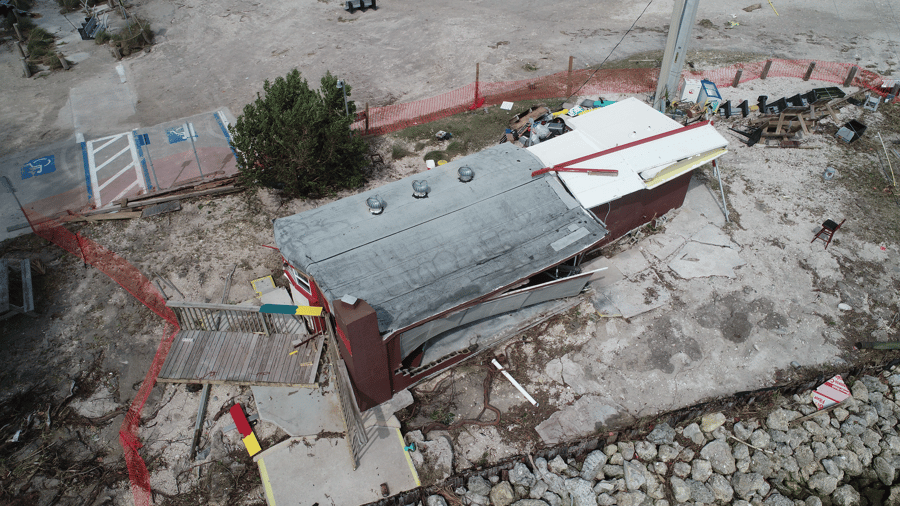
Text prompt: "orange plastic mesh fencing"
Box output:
[[24, 207, 179, 506], [354, 59, 893, 137]]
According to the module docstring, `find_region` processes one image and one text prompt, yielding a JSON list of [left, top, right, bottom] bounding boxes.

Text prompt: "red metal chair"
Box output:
[[811, 219, 845, 249]]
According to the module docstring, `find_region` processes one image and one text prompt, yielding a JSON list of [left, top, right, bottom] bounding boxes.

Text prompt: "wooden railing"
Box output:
[[324, 316, 368, 469], [166, 301, 304, 335]]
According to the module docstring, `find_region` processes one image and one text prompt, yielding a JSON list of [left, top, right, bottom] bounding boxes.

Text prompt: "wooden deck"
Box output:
[[157, 330, 323, 387]]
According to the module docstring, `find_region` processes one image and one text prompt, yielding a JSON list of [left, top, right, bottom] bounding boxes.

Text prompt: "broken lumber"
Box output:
[[125, 186, 241, 208]]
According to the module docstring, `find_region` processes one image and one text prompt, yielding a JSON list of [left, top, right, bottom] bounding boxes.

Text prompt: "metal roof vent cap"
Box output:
[[412, 180, 430, 198], [458, 166, 474, 183], [366, 195, 386, 215]]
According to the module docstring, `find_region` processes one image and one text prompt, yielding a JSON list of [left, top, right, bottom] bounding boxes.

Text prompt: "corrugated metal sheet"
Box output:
[[274, 145, 608, 336], [527, 98, 728, 209]]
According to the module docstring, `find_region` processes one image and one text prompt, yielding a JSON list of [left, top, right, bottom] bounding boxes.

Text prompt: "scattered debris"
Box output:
[[811, 374, 850, 409], [811, 218, 845, 249], [491, 359, 538, 406], [743, 3, 762, 12]]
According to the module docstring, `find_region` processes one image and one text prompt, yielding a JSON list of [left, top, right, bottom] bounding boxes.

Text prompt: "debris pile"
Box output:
[[412, 370, 900, 506]]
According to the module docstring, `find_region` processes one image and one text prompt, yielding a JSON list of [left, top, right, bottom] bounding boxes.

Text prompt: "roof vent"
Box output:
[[458, 166, 474, 183], [412, 180, 430, 198], [366, 195, 386, 215]]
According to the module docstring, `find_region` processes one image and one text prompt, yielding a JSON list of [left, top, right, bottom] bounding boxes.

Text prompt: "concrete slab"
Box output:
[[256, 424, 419, 506], [668, 242, 747, 279], [611, 246, 651, 278], [691, 223, 737, 248], [592, 269, 672, 319], [535, 395, 621, 445], [361, 389, 413, 428], [252, 385, 343, 437], [643, 233, 687, 261], [683, 175, 728, 227], [582, 256, 624, 288]]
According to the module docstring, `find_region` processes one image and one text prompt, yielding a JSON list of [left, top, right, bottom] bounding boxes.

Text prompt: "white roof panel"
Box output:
[[527, 97, 729, 210]]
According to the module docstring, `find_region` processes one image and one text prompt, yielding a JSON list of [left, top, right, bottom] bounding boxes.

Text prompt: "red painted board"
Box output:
[[230, 404, 252, 437]]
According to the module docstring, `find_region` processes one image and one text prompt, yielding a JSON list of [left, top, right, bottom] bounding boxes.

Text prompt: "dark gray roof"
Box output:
[[274, 144, 607, 335]]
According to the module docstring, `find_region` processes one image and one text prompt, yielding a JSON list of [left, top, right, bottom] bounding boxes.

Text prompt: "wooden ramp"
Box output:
[[157, 330, 323, 387]]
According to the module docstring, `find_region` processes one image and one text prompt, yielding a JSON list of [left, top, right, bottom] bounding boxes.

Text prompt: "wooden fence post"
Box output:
[[57, 53, 69, 70], [364, 103, 369, 134], [567, 56, 574, 96], [803, 61, 816, 81], [760, 60, 773, 80], [474, 62, 480, 103], [21, 57, 30, 78], [843, 66, 858, 87], [732, 69, 743, 88], [13, 22, 23, 41]]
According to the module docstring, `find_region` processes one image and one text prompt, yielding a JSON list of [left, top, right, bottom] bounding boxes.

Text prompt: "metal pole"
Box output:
[[0, 176, 31, 231], [185, 123, 204, 177], [342, 87, 348, 116], [712, 160, 730, 222], [653, 0, 701, 111]]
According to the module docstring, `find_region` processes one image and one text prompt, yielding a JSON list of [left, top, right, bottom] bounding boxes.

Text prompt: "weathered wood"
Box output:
[[126, 186, 240, 208], [760, 60, 772, 80], [732, 69, 743, 88], [124, 173, 230, 203], [57, 53, 69, 70], [803, 61, 816, 81], [566, 56, 574, 96], [141, 200, 181, 218], [843, 66, 858, 87], [21, 57, 30, 78], [13, 23, 22, 41], [65, 211, 142, 223]]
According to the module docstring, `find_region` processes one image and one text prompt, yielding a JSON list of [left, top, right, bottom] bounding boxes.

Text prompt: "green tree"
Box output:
[[228, 69, 369, 198]]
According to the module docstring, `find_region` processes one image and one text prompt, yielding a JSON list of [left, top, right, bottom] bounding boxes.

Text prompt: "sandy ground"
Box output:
[[2, 0, 900, 504]]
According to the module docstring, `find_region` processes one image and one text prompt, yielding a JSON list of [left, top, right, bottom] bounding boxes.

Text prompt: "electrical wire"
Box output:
[[566, 0, 656, 102]]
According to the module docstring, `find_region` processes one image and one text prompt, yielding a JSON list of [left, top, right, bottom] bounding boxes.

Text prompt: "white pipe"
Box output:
[[492, 359, 538, 406]]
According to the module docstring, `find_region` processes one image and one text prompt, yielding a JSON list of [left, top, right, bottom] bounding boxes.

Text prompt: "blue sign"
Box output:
[[166, 124, 198, 144], [21, 155, 56, 180], [136, 133, 151, 146]]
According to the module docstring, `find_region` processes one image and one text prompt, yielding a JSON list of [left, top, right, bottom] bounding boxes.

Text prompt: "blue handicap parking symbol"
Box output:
[[21, 155, 56, 180], [166, 124, 198, 144]]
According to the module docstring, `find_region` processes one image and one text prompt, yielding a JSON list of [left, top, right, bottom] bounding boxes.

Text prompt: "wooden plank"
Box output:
[[844, 65, 858, 87], [803, 61, 816, 81], [195, 331, 229, 380], [256, 334, 282, 382], [187, 331, 217, 380], [202, 331, 235, 381], [267, 334, 291, 383], [225, 333, 255, 380], [760, 60, 773, 79], [163, 330, 197, 378], [218, 332, 248, 381], [126, 186, 240, 208], [290, 337, 315, 385], [245, 334, 273, 383], [262, 334, 289, 383], [166, 301, 261, 313], [141, 200, 182, 218], [304, 334, 326, 385], [273, 334, 297, 382], [234, 333, 261, 382], [171, 330, 202, 379], [181, 331, 212, 380]]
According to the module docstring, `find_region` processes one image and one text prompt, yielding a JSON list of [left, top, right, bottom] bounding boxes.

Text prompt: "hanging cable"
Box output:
[[566, 0, 656, 103]]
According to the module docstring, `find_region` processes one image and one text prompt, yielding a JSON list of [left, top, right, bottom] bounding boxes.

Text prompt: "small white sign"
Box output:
[[500, 101, 514, 111]]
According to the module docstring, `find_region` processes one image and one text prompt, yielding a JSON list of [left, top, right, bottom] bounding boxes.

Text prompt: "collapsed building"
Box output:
[[273, 98, 729, 411]]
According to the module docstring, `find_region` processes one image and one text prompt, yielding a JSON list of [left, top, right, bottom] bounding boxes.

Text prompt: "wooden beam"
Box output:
[[843, 66, 858, 87], [125, 186, 240, 208], [803, 61, 816, 81], [760, 60, 773, 80], [732, 69, 743, 88]]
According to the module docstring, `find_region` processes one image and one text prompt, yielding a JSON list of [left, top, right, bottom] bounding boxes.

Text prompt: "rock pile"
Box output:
[[417, 372, 900, 506]]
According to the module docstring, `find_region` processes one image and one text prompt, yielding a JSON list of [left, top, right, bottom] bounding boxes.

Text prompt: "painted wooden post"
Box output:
[[364, 102, 369, 134], [760, 60, 773, 80], [843, 66, 858, 87], [803, 61, 816, 81], [567, 56, 574, 96], [732, 69, 743, 88]]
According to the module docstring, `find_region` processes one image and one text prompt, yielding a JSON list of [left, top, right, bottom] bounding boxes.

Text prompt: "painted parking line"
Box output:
[[85, 131, 148, 207]]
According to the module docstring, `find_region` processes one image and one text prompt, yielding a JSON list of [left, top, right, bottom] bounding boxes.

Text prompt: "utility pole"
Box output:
[[653, 0, 701, 112]]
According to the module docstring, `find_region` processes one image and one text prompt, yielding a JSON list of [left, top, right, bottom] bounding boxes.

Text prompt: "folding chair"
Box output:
[[811, 219, 845, 249]]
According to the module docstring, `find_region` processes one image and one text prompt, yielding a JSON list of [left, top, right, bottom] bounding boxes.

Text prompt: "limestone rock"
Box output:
[[511, 462, 537, 488], [565, 478, 595, 506], [597, 493, 615, 506], [750, 429, 772, 450], [732, 472, 766, 500], [511, 500, 551, 506], [647, 423, 676, 445], [465, 491, 490, 505], [691, 459, 713, 482], [832, 484, 861, 506], [615, 491, 648, 506], [875, 455, 897, 485], [733, 422, 753, 440], [669, 476, 691, 503], [700, 439, 736, 475], [683, 423, 705, 445], [635, 441, 657, 461], [658, 445, 679, 462], [763, 493, 794, 506], [530, 480, 549, 499], [603, 464, 624, 478], [468, 476, 492, 496], [490, 482, 516, 506], [673, 462, 691, 478], [623, 460, 646, 491], [580, 450, 608, 481], [687, 479, 714, 503], [426, 495, 448, 506], [701, 412, 727, 433], [548, 456, 569, 474], [806, 496, 823, 506], [618, 442, 635, 461], [808, 472, 839, 495], [708, 473, 734, 503], [766, 409, 800, 431]]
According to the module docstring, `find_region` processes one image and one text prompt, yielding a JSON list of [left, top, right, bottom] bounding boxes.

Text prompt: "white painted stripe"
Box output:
[[127, 132, 146, 191], [75, 132, 84, 143], [87, 140, 101, 206], [98, 161, 136, 191], [94, 134, 125, 153], [93, 145, 132, 172], [108, 178, 140, 205]]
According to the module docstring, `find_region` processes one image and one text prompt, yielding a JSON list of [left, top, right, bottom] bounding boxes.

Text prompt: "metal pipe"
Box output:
[[189, 383, 211, 459], [491, 359, 538, 406]]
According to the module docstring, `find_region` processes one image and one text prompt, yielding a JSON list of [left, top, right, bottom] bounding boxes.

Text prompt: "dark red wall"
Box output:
[[333, 298, 392, 411], [592, 170, 694, 247]]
